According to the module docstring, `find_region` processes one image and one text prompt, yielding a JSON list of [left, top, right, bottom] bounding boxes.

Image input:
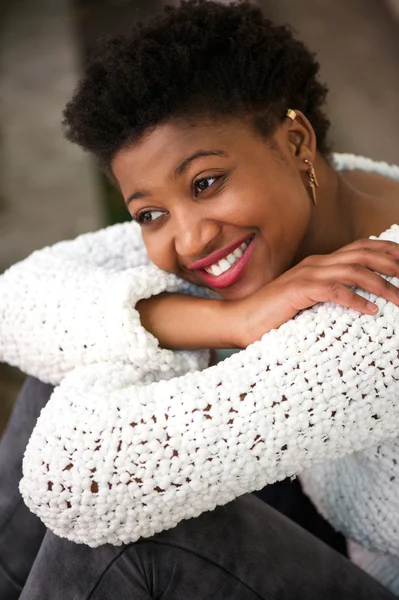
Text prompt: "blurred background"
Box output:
[[1, 0, 399, 432]]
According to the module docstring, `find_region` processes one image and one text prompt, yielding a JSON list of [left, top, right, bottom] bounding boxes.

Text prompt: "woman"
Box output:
[[1, 1, 399, 597]]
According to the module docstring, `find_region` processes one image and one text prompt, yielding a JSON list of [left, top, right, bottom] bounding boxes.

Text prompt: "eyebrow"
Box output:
[[126, 149, 228, 206], [174, 149, 227, 177]]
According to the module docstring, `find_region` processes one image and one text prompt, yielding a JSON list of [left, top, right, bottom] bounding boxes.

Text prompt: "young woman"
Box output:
[[1, 1, 399, 597]]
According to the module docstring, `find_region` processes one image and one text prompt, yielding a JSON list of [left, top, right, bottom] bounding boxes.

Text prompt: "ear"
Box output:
[[286, 110, 317, 168]]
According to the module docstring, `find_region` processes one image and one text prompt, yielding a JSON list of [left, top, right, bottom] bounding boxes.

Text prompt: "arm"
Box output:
[[3, 213, 399, 382], [137, 293, 233, 349], [0, 221, 209, 384], [20, 278, 399, 547]]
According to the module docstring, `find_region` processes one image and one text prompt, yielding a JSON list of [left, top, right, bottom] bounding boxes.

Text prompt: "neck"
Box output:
[[292, 153, 362, 264]]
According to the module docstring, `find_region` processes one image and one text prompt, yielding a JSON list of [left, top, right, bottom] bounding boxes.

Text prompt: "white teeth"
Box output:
[[209, 264, 222, 276], [204, 238, 252, 277], [226, 253, 236, 265], [218, 258, 231, 273]]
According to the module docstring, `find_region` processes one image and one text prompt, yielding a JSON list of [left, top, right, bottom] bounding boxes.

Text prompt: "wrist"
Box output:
[[208, 299, 240, 349], [220, 299, 246, 349]]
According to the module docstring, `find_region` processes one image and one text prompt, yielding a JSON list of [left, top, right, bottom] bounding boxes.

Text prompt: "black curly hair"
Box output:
[[63, 0, 330, 170]]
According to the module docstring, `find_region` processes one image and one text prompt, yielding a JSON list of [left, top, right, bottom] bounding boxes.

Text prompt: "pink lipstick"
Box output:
[[197, 236, 255, 289]]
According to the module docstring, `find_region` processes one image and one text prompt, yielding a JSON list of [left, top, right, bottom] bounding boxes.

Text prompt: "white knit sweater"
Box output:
[[1, 153, 399, 588]]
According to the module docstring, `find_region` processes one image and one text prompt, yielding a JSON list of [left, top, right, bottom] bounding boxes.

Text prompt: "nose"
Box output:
[[173, 207, 221, 260]]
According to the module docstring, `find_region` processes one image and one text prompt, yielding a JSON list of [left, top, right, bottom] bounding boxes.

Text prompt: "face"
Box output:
[[112, 117, 313, 300]]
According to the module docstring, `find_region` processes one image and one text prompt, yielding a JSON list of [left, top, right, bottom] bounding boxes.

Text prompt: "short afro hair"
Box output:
[[63, 0, 330, 169]]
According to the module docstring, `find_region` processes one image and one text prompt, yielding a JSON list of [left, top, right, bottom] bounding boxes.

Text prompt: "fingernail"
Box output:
[[367, 302, 379, 314]]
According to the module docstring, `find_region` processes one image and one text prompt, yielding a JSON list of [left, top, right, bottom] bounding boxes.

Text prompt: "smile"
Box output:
[[204, 239, 251, 276], [198, 235, 255, 289]]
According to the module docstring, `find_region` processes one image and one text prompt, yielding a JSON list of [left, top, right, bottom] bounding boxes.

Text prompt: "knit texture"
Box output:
[[1, 155, 399, 580], [18, 273, 399, 549], [0, 222, 210, 384]]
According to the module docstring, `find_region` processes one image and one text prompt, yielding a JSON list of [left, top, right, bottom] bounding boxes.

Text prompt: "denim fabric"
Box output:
[[0, 377, 395, 599]]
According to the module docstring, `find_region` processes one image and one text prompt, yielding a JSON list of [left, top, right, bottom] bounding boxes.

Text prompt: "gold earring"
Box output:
[[286, 108, 297, 121], [304, 159, 318, 206]]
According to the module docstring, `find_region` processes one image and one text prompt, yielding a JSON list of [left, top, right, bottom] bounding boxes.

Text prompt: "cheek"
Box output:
[[143, 236, 176, 273]]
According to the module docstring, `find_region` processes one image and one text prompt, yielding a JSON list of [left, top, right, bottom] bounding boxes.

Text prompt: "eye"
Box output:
[[135, 209, 165, 225], [193, 176, 218, 196]]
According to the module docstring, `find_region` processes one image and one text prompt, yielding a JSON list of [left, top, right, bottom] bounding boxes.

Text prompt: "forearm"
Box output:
[[137, 293, 237, 350], [0, 253, 208, 384], [21, 307, 399, 547], [0, 222, 148, 382]]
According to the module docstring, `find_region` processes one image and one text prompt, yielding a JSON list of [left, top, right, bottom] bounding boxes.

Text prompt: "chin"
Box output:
[[214, 277, 267, 301]]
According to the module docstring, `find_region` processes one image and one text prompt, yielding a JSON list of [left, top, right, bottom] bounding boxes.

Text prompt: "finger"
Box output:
[[304, 248, 399, 280], [312, 282, 379, 315], [334, 238, 399, 257], [316, 263, 399, 307]]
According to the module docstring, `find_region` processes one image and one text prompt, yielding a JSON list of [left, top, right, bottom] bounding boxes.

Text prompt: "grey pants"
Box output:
[[0, 377, 395, 599]]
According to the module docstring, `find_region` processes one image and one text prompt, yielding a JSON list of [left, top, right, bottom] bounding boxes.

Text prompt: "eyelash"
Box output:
[[134, 209, 165, 225], [192, 175, 220, 197], [134, 175, 223, 225]]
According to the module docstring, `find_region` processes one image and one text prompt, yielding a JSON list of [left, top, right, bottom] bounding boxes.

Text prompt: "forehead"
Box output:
[[111, 118, 262, 181]]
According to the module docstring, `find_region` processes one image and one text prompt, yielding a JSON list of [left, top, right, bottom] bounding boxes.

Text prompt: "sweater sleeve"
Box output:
[[300, 439, 399, 558], [19, 227, 399, 547], [0, 221, 209, 384]]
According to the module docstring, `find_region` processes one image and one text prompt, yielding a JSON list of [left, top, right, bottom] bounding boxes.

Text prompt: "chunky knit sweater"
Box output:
[[1, 154, 399, 588]]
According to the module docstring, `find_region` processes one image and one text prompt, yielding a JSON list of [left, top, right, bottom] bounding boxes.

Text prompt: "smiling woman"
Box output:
[[1, 1, 399, 598], [112, 118, 312, 300]]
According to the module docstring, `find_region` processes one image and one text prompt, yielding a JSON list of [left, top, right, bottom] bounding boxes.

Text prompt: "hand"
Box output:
[[227, 238, 399, 348]]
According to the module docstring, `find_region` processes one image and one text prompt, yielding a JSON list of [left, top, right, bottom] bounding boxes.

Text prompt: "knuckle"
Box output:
[[326, 281, 342, 298], [380, 277, 398, 295], [358, 248, 376, 259], [348, 262, 363, 274], [349, 290, 363, 305], [352, 239, 372, 249], [299, 255, 310, 266], [300, 255, 316, 267]]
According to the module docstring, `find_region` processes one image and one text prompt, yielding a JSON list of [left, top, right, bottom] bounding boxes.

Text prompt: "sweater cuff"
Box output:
[[113, 264, 210, 377]]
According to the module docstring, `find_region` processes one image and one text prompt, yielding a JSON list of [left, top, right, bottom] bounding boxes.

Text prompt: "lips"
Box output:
[[187, 235, 252, 271], [197, 236, 255, 289]]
